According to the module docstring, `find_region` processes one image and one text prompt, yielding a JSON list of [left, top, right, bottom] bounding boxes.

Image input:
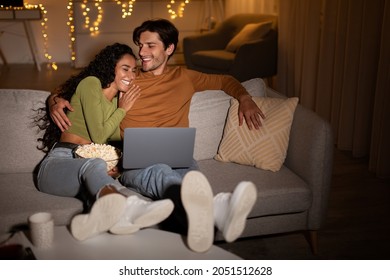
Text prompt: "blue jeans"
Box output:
[[119, 160, 199, 200], [37, 145, 123, 199]]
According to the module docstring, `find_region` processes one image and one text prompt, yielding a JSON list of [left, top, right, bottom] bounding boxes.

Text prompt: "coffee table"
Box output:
[[7, 226, 241, 260]]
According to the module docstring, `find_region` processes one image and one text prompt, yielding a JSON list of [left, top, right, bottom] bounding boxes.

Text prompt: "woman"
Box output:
[[35, 43, 173, 241]]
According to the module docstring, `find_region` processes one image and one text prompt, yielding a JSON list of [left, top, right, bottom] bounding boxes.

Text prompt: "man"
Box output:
[[49, 19, 264, 253]]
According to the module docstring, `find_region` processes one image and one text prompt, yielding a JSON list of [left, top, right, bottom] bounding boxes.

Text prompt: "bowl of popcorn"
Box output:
[[74, 143, 122, 171]]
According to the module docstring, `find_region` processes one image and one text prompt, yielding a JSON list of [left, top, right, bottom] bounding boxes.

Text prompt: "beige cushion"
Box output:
[[189, 78, 267, 161], [226, 21, 273, 52], [215, 96, 299, 172]]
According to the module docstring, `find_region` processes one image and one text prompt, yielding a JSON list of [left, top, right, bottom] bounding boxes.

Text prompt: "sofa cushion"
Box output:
[[198, 159, 312, 217], [0, 173, 83, 233], [226, 21, 273, 52], [189, 78, 267, 160], [0, 89, 49, 173], [215, 97, 299, 171]]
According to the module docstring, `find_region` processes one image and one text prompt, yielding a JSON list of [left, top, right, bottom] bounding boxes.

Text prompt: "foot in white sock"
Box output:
[[181, 170, 214, 253], [214, 181, 257, 243], [109, 196, 174, 235], [70, 193, 126, 241]]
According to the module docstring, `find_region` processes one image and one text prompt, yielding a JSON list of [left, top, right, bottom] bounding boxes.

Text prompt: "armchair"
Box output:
[[183, 14, 278, 82]]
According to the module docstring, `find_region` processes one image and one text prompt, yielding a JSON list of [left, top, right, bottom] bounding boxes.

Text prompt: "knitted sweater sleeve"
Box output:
[[185, 69, 250, 99], [76, 77, 125, 144]]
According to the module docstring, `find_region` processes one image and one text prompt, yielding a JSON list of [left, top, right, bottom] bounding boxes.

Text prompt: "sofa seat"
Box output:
[[0, 173, 82, 234], [198, 160, 312, 217], [191, 50, 235, 72]]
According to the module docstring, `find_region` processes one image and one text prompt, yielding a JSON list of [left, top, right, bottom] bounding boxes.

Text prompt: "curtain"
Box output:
[[369, 0, 390, 178], [277, 0, 390, 178]]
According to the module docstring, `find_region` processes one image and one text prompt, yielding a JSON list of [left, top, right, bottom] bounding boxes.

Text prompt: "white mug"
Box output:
[[28, 212, 54, 249]]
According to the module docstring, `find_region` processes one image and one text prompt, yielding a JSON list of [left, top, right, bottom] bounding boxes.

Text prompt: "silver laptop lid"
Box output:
[[122, 127, 196, 169]]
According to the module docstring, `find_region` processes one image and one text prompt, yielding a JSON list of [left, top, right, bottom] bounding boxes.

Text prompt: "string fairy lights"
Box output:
[[38, 4, 57, 70], [80, 0, 103, 36], [1, 1, 193, 69], [67, 0, 76, 63], [65, 0, 192, 64], [0, 3, 57, 70], [167, 0, 190, 19], [116, 0, 136, 19]]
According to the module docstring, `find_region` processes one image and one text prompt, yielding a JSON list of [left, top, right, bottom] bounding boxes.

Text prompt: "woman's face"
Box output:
[[113, 53, 137, 93]]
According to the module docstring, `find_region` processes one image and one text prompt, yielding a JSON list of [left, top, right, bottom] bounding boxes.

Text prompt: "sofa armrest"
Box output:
[[285, 104, 334, 229], [266, 87, 333, 229]]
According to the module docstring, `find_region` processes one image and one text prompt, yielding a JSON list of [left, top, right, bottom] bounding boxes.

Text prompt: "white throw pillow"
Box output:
[[189, 78, 267, 160]]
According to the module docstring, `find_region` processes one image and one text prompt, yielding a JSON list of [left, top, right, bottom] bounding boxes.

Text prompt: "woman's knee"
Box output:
[[83, 158, 108, 173]]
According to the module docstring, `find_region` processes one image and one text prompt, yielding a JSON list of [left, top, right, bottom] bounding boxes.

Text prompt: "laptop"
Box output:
[[122, 127, 196, 169]]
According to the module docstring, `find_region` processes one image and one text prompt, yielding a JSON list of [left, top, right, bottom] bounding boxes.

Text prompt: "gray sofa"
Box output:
[[0, 78, 333, 253]]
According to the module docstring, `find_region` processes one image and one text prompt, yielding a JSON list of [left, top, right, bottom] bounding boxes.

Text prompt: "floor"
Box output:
[[1, 63, 390, 260], [218, 149, 390, 260]]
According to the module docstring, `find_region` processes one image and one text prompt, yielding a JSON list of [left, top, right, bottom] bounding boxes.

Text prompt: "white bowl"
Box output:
[[74, 144, 122, 171]]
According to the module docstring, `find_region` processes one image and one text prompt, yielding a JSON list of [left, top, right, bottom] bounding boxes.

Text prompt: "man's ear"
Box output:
[[166, 43, 175, 56]]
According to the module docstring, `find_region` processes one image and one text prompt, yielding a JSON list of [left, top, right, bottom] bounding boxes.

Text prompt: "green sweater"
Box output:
[[66, 76, 125, 144]]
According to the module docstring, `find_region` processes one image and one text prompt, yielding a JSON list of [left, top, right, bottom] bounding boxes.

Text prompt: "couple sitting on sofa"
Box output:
[[38, 19, 260, 253]]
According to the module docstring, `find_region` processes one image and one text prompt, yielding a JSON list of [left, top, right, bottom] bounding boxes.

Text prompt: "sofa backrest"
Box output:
[[0, 89, 49, 174], [189, 78, 267, 160], [0, 79, 267, 172]]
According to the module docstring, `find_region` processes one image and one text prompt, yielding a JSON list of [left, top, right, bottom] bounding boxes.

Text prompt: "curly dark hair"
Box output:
[[35, 43, 136, 152], [133, 18, 178, 60]]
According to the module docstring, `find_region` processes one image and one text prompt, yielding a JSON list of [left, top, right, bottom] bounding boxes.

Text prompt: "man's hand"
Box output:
[[49, 94, 73, 132], [238, 95, 265, 130]]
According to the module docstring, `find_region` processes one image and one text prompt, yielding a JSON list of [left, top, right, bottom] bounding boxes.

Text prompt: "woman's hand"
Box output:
[[118, 83, 141, 112]]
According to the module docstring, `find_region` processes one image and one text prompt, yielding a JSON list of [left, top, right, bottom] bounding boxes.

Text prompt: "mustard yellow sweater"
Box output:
[[120, 66, 249, 136]]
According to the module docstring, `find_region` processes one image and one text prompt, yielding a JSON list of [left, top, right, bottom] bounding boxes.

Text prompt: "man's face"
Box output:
[[137, 31, 174, 76]]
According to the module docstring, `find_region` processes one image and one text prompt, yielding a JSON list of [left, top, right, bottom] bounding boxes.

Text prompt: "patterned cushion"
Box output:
[[215, 97, 299, 171]]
